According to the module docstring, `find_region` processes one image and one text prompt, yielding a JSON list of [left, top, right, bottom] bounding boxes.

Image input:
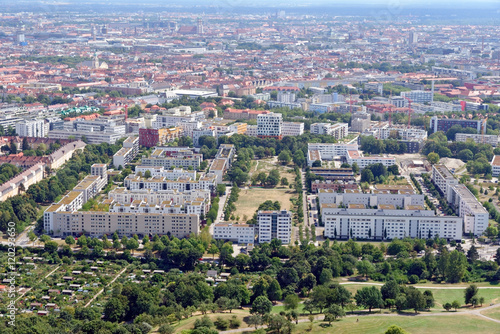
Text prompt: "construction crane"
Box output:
[[403, 97, 412, 129]]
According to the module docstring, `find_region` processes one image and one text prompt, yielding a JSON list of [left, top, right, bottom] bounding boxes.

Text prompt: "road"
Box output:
[[209, 186, 232, 236]]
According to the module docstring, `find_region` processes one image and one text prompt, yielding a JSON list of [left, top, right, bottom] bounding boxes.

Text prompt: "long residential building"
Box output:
[[141, 148, 202, 169], [113, 136, 139, 168], [346, 150, 396, 169], [49, 211, 199, 238], [446, 183, 489, 237], [307, 143, 358, 166], [318, 188, 425, 208], [213, 223, 256, 244], [124, 174, 216, 193], [109, 187, 210, 206], [44, 164, 107, 234], [310, 123, 348, 139], [455, 133, 498, 146], [0, 163, 45, 202], [321, 206, 462, 241], [431, 164, 459, 197], [281, 121, 304, 136], [257, 210, 292, 244], [429, 116, 485, 134]]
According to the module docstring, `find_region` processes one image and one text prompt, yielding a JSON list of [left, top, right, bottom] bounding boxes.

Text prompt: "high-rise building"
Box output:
[[197, 17, 203, 34], [257, 112, 282, 139], [257, 210, 292, 244], [409, 31, 418, 45], [16, 119, 46, 137]]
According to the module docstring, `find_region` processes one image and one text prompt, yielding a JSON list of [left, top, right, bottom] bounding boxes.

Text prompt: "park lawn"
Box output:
[[272, 302, 306, 314], [295, 314, 500, 334], [480, 305, 500, 321], [234, 188, 296, 220], [338, 282, 500, 309], [170, 309, 249, 333]]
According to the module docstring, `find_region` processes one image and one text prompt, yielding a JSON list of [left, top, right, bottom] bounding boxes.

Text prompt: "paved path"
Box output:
[[15, 265, 60, 302], [84, 266, 128, 307]]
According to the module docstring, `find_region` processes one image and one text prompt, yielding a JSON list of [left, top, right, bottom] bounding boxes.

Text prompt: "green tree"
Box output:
[[464, 285, 479, 305], [385, 325, 409, 334], [324, 304, 345, 324], [278, 151, 292, 165], [355, 286, 384, 312], [284, 294, 300, 311], [267, 279, 283, 303], [427, 152, 440, 165], [361, 168, 374, 183], [208, 244, 219, 259], [250, 296, 273, 316], [65, 235, 75, 246], [451, 300, 461, 311]]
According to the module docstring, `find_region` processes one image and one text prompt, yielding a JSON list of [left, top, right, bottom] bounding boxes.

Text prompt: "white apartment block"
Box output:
[[318, 189, 425, 208], [141, 149, 202, 169], [193, 129, 215, 146], [257, 210, 292, 244], [135, 166, 197, 180], [44, 164, 107, 233], [492, 156, 500, 177], [50, 211, 199, 238], [48, 130, 124, 144], [308, 143, 358, 160], [16, 119, 46, 137], [113, 136, 139, 168], [257, 112, 282, 139], [377, 127, 427, 141], [281, 122, 304, 136], [213, 223, 256, 244], [153, 111, 205, 128], [401, 90, 433, 104], [346, 150, 396, 169], [446, 184, 489, 237], [310, 123, 348, 139], [455, 133, 498, 146], [321, 206, 462, 241], [109, 187, 210, 209], [431, 164, 459, 197], [124, 174, 216, 193]]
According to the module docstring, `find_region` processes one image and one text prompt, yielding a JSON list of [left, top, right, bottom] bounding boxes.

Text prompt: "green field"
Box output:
[[340, 283, 500, 310], [480, 305, 500, 321], [294, 314, 500, 334]]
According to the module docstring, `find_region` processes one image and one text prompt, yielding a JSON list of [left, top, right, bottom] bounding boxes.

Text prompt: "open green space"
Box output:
[[294, 314, 500, 334], [480, 305, 500, 321]]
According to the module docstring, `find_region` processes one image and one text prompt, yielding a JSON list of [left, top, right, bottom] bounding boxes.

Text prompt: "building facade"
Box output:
[[257, 210, 292, 244]]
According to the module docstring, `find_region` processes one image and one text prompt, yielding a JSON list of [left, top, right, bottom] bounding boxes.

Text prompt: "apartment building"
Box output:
[[16, 119, 46, 138], [346, 150, 396, 169], [318, 188, 425, 208], [50, 211, 199, 238], [446, 183, 489, 236], [401, 90, 433, 104], [455, 133, 498, 146], [322, 206, 462, 241], [307, 143, 359, 166], [429, 116, 485, 134], [492, 156, 500, 177], [141, 148, 202, 169], [193, 129, 215, 147], [257, 112, 282, 139], [310, 180, 358, 193], [0, 163, 45, 202], [48, 130, 124, 145], [257, 210, 292, 244], [124, 174, 216, 193], [310, 123, 348, 139], [113, 136, 139, 168], [135, 166, 197, 180], [431, 164, 459, 197], [281, 122, 304, 136], [213, 223, 256, 244], [109, 187, 210, 209]]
